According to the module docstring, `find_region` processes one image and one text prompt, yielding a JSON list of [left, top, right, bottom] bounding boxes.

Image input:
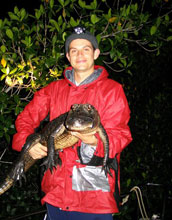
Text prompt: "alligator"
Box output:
[[0, 103, 111, 196]]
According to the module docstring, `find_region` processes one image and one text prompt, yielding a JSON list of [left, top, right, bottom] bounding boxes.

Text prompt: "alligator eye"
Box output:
[[87, 104, 92, 111], [72, 104, 78, 110]]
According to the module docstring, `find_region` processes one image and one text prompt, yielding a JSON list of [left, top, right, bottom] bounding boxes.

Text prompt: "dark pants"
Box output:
[[45, 203, 113, 220]]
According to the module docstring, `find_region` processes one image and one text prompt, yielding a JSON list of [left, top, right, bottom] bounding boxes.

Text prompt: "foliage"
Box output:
[[118, 41, 172, 219], [0, 0, 171, 95], [0, 0, 171, 219], [0, 146, 45, 219], [0, 87, 27, 144]]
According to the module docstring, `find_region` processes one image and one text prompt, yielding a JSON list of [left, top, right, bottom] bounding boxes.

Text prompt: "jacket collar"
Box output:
[[63, 65, 109, 88]]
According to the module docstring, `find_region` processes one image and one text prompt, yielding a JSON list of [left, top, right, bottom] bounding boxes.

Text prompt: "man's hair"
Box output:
[[65, 26, 99, 54]]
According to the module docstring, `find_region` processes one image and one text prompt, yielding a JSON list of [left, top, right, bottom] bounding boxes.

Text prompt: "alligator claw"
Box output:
[[102, 165, 113, 177], [10, 160, 26, 184], [42, 152, 61, 173], [19, 173, 26, 187], [41, 156, 56, 173], [54, 151, 62, 166]]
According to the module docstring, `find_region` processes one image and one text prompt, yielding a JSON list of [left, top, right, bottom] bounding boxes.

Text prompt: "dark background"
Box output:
[[0, 0, 40, 18], [0, 0, 171, 219]]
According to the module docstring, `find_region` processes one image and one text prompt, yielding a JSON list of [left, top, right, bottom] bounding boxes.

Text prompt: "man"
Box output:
[[12, 26, 132, 220]]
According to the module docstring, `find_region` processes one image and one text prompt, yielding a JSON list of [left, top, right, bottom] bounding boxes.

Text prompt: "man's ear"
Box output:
[[66, 52, 70, 62], [94, 49, 100, 60]]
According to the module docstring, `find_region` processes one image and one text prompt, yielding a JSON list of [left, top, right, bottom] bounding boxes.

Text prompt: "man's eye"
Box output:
[[71, 50, 77, 53], [84, 48, 90, 51]]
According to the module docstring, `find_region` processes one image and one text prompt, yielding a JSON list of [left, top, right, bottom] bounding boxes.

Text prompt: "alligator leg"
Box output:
[[97, 123, 112, 177], [44, 124, 65, 173], [0, 133, 40, 195], [45, 136, 60, 173], [10, 133, 41, 181]]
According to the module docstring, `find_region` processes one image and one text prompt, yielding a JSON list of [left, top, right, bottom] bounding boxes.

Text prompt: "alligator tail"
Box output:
[[0, 176, 14, 195]]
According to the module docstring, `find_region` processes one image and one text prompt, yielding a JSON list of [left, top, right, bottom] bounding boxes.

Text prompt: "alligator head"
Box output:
[[65, 104, 100, 133]]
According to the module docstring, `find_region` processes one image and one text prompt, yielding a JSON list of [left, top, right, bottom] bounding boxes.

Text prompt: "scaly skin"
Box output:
[[0, 104, 109, 195]]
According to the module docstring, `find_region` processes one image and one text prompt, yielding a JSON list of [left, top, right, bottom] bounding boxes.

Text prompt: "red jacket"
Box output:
[[12, 65, 132, 214]]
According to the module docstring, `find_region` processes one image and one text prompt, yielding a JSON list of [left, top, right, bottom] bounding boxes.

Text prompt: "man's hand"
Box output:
[[71, 131, 98, 146], [29, 143, 47, 159], [29, 131, 97, 159]]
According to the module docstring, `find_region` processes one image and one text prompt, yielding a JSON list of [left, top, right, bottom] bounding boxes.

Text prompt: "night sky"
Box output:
[[0, 0, 41, 18]]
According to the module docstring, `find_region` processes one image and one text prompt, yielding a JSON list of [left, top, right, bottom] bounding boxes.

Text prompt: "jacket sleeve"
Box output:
[[12, 84, 52, 152], [96, 83, 132, 158]]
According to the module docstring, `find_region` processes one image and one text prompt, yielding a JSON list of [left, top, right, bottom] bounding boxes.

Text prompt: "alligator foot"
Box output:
[[54, 151, 62, 166], [42, 151, 61, 173], [41, 157, 56, 173], [46, 157, 56, 173], [10, 160, 26, 184]]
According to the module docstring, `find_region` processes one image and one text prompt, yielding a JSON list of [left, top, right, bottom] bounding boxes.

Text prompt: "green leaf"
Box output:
[[5, 132, 11, 143], [49, 19, 60, 31], [20, 8, 26, 21], [0, 73, 7, 81], [1, 68, 7, 74], [156, 17, 161, 27], [40, 4, 44, 14], [21, 40, 26, 46], [1, 45, 6, 53], [52, 35, 57, 45], [126, 5, 130, 15], [14, 6, 19, 15], [6, 29, 14, 40], [35, 10, 41, 20], [13, 27, 19, 33], [91, 0, 97, 9], [70, 17, 79, 27], [17, 77, 23, 85], [124, 32, 128, 38], [127, 69, 133, 76], [8, 12, 19, 21], [127, 178, 131, 187], [59, 0, 64, 6], [79, 0, 97, 10], [50, 0, 54, 8], [58, 15, 63, 26], [165, 15, 169, 22], [78, 0, 86, 8], [9, 68, 18, 75], [0, 19, 3, 28], [150, 25, 157, 35], [134, 30, 138, 36], [134, 3, 138, 11], [96, 34, 101, 44], [21, 36, 32, 47], [13, 95, 20, 104], [108, 8, 112, 19], [91, 14, 100, 24], [127, 60, 133, 67], [64, 0, 71, 6], [113, 56, 117, 63], [167, 36, 172, 41], [62, 32, 67, 42], [110, 48, 115, 59], [108, 38, 114, 47], [45, 57, 56, 68], [120, 58, 127, 67], [5, 76, 12, 86]]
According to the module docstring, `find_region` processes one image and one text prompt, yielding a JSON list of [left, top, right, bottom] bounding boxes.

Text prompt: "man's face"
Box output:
[[66, 39, 100, 74]]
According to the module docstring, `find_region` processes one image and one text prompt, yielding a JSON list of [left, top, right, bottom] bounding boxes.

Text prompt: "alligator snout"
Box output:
[[65, 117, 94, 131]]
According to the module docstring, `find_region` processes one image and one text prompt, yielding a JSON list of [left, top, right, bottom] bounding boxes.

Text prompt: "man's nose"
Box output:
[[77, 50, 83, 56]]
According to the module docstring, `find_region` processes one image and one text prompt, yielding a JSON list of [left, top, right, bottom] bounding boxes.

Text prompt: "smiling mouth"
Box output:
[[77, 60, 87, 63]]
